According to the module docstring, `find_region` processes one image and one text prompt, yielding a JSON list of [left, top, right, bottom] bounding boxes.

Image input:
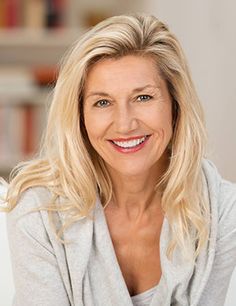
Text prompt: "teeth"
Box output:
[[113, 136, 147, 148]]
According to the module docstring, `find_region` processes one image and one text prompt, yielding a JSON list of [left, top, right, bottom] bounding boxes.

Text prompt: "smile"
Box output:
[[112, 136, 147, 148], [108, 135, 151, 153]]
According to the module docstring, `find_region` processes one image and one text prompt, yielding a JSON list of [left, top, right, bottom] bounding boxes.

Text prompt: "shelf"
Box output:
[[0, 27, 87, 65], [0, 87, 51, 106], [0, 1, 86, 178], [0, 28, 86, 48]]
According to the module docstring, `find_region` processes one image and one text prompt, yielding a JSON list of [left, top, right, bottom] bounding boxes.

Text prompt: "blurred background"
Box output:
[[0, 0, 235, 305]]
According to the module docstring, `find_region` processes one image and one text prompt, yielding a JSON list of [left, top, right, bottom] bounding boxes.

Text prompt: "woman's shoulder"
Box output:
[[205, 158, 236, 204], [202, 158, 236, 202], [7, 186, 52, 220], [217, 178, 236, 243], [202, 158, 236, 241], [219, 178, 236, 215], [6, 186, 55, 240]]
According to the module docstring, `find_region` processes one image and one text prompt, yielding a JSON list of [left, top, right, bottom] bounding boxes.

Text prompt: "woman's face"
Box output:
[[83, 55, 173, 177]]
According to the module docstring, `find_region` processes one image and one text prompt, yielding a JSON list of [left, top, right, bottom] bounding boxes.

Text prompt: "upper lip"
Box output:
[[109, 135, 150, 142]]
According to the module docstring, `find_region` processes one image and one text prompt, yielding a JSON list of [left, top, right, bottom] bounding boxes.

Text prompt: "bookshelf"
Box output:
[[0, 0, 91, 179], [0, 28, 85, 66], [0, 28, 84, 47]]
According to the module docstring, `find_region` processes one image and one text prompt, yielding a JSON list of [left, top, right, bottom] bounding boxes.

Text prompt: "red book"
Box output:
[[0, 0, 7, 28], [5, 0, 20, 28]]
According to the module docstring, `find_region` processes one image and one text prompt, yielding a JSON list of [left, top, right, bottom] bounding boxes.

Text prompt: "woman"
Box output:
[[2, 13, 236, 306]]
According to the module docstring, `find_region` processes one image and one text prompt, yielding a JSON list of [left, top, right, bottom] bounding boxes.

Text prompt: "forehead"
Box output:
[[84, 55, 163, 92]]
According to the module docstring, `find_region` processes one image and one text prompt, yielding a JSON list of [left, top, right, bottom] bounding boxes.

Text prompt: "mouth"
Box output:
[[108, 134, 152, 153]]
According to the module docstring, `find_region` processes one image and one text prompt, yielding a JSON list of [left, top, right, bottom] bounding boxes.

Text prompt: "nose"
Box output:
[[113, 103, 139, 134]]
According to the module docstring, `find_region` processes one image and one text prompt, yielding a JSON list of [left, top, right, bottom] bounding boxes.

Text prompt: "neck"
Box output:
[[105, 154, 168, 220]]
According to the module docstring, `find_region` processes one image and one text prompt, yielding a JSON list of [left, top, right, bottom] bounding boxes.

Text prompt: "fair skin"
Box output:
[[83, 55, 173, 295]]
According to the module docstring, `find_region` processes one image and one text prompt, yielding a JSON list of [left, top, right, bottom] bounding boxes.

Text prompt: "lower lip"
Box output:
[[108, 135, 151, 154]]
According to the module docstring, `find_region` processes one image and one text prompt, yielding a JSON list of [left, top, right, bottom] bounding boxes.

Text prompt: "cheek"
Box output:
[[146, 104, 173, 134], [84, 111, 108, 145]]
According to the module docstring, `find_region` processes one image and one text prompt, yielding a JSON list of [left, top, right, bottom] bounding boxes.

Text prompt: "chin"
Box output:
[[113, 163, 151, 177]]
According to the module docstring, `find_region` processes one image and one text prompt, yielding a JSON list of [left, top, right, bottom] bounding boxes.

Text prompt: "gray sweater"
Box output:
[[6, 159, 236, 306]]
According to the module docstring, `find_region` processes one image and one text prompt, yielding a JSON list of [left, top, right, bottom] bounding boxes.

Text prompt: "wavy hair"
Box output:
[[1, 13, 210, 261]]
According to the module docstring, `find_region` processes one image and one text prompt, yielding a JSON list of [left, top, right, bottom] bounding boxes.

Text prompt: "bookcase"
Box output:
[[0, 0, 113, 179], [0, 0, 131, 179]]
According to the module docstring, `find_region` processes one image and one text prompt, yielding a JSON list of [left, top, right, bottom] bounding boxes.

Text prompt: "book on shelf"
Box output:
[[0, 0, 66, 30], [22, 103, 35, 155], [0, 0, 22, 28], [46, 0, 66, 28], [0, 104, 24, 163], [0, 66, 49, 173], [24, 0, 47, 29], [0, 103, 46, 170], [5, 0, 20, 28]]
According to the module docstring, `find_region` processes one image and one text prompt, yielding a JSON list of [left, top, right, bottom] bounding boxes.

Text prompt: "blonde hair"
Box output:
[[1, 13, 210, 261]]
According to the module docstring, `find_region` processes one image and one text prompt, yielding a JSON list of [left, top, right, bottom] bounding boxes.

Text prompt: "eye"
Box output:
[[137, 95, 152, 102], [94, 99, 110, 108]]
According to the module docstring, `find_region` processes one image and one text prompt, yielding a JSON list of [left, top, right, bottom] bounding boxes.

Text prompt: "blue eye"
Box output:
[[95, 99, 110, 108], [137, 95, 152, 102]]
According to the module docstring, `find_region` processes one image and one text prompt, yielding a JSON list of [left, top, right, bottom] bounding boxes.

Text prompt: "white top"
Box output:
[[131, 284, 159, 306], [5, 159, 236, 305]]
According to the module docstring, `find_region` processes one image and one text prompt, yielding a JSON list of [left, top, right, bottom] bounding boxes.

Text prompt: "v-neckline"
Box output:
[[94, 197, 168, 305]]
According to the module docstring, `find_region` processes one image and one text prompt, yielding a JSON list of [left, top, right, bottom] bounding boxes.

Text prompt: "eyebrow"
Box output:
[[85, 84, 159, 99]]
